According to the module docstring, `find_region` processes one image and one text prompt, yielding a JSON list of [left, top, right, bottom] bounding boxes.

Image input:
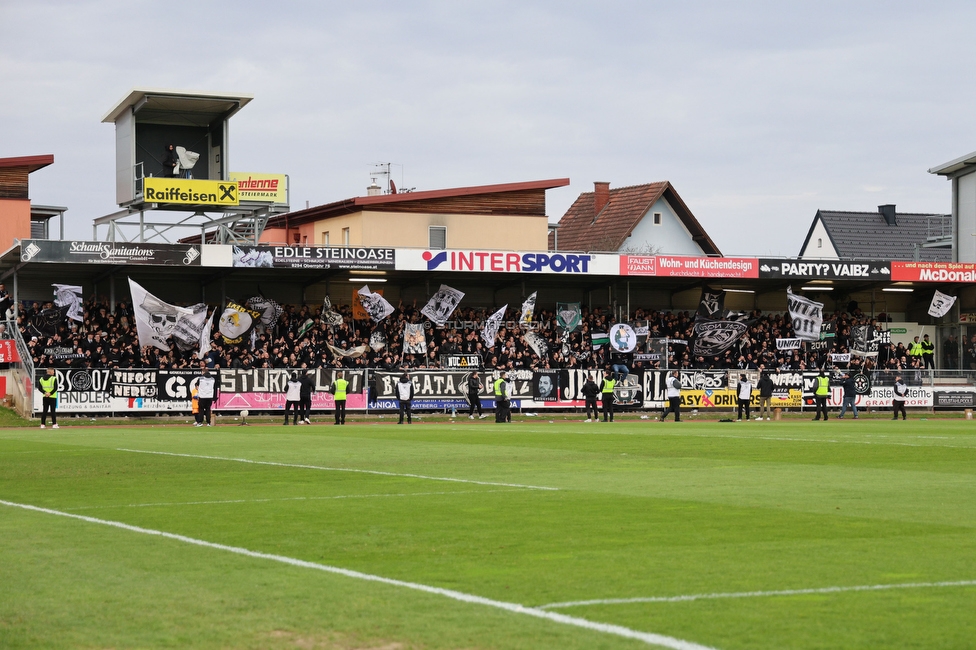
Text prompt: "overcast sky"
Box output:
[[2, 1, 973, 256]]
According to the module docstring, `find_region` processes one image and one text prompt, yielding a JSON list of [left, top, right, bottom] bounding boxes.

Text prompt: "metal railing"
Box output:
[[6, 318, 35, 418]]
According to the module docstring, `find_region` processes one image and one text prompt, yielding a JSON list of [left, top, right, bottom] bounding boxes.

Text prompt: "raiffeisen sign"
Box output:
[[396, 249, 620, 275]]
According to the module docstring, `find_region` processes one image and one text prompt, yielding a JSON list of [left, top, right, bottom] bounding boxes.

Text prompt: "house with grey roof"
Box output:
[[798, 205, 951, 261]]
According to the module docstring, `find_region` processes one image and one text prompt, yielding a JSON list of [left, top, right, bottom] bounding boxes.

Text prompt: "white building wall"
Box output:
[[798, 218, 839, 259], [618, 197, 706, 256], [957, 172, 976, 262]]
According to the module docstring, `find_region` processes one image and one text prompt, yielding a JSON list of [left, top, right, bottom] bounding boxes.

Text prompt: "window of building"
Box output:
[[429, 226, 447, 249], [322, 231, 329, 246], [342, 228, 350, 246], [653, 212, 662, 225], [817, 238, 822, 249]]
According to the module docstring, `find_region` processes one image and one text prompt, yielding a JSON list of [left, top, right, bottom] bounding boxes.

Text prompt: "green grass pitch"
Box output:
[[1, 416, 975, 649]]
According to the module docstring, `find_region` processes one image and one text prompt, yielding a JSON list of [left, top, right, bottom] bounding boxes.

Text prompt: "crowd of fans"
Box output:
[[13, 296, 973, 374]]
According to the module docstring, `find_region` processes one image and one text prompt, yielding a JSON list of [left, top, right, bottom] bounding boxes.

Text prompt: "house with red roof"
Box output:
[[261, 178, 570, 251], [549, 181, 721, 256]]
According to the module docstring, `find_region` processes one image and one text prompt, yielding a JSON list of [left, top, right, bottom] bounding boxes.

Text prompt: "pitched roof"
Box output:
[[801, 209, 952, 261], [266, 178, 569, 229], [550, 181, 721, 255]]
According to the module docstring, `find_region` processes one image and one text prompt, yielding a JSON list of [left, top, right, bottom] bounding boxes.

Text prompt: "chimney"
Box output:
[[594, 181, 610, 217], [879, 204, 897, 226], [366, 178, 382, 196]]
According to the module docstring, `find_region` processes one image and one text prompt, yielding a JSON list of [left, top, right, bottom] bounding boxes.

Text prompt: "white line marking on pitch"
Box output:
[[537, 580, 976, 609], [64, 489, 520, 511], [116, 448, 560, 491], [0, 499, 716, 650]]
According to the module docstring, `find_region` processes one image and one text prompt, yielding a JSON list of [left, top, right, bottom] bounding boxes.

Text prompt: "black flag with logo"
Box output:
[[696, 287, 726, 321]]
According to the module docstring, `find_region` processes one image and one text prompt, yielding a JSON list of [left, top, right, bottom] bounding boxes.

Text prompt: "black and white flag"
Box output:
[[171, 303, 209, 352], [525, 330, 549, 358], [482, 305, 507, 349], [829, 353, 852, 363], [787, 287, 824, 341], [245, 296, 283, 329], [357, 285, 395, 322], [519, 292, 537, 325], [692, 320, 749, 357], [322, 295, 344, 327], [369, 327, 387, 352], [403, 323, 427, 355], [129, 278, 193, 351], [928, 290, 956, 318], [696, 288, 726, 320], [53, 284, 84, 322], [219, 301, 262, 345], [421, 284, 464, 326], [196, 311, 214, 360], [776, 338, 802, 351], [851, 325, 879, 358]]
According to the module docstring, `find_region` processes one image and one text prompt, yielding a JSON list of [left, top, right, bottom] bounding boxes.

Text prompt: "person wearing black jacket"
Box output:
[[466, 370, 485, 419], [838, 372, 858, 419], [757, 371, 774, 421], [299, 371, 315, 424], [581, 373, 599, 422]]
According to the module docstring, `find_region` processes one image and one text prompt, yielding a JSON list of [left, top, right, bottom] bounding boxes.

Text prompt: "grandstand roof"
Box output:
[[550, 181, 721, 255]]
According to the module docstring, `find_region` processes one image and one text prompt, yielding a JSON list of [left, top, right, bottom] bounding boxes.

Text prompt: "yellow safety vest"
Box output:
[[333, 378, 348, 400], [39, 375, 58, 399], [601, 378, 616, 394], [815, 375, 830, 396], [493, 378, 505, 397]]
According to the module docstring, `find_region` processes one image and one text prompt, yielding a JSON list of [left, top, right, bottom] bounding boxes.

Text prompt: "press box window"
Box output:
[[429, 226, 447, 249]]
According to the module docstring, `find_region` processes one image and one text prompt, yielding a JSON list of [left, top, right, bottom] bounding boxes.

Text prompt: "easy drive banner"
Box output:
[[21, 240, 201, 266]]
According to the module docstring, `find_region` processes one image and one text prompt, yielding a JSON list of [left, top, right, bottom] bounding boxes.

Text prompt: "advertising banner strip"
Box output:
[[21, 240, 202, 266], [397, 249, 620, 275], [229, 172, 288, 204], [143, 178, 239, 206], [759, 259, 891, 280], [232, 246, 395, 270], [891, 261, 976, 283]]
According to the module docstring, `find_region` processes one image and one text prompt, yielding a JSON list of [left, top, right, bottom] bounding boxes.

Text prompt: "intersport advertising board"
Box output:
[[396, 249, 620, 275]]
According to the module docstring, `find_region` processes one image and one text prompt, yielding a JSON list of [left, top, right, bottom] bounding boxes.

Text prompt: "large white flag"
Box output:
[[928, 290, 956, 318], [196, 310, 214, 360], [786, 287, 824, 342], [357, 285, 395, 322], [420, 284, 464, 326], [482, 305, 508, 349], [519, 292, 537, 325], [128, 278, 192, 351], [171, 303, 209, 352], [53, 284, 84, 322]]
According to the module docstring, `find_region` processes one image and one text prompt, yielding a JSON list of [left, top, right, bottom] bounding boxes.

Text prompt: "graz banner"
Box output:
[[232, 245, 395, 270], [373, 369, 532, 403], [21, 240, 201, 266], [759, 259, 891, 280]]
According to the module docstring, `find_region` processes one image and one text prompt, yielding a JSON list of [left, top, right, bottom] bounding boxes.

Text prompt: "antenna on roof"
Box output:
[[369, 162, 415, 195]]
